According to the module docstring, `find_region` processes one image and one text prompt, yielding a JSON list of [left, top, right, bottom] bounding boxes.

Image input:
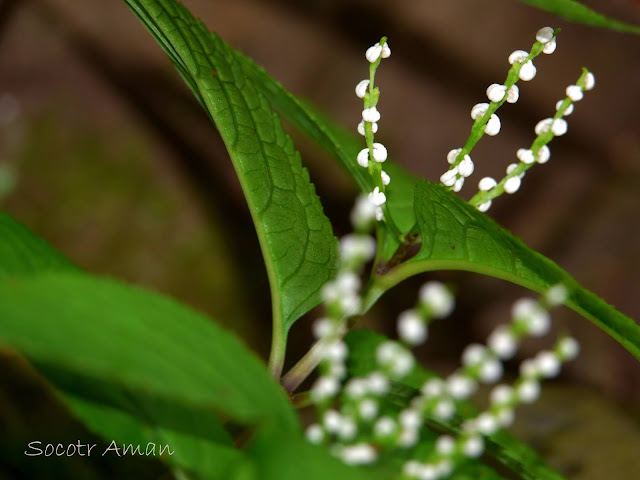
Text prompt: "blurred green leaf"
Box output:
[[515, 0, 640, 34], [124, 0, 338, 359], [345, 329, 566, 480]]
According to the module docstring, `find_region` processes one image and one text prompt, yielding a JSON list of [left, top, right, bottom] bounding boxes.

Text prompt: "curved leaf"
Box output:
[[516, 0, 640, 34], [345, 329, 566, 480], [124, 0, 338, 367], [369, 182, 640, 362]]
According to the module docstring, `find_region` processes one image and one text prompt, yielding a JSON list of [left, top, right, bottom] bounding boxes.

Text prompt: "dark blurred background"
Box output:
[[0, 0, 639, 478]]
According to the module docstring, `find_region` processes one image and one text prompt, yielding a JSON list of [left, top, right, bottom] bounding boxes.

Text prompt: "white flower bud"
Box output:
[[440, 168, 458, 186], [398, 309, 428, 346], [508, 50, 529, 65], [362, 106, 381, 123], [381, 170, 390, 185], [421, 378, 445, 398], [366, 372, 389, 395], [350, 194, 377, 227], [496, 407, 515, 427], [375, 206, 383, 222], [433, 399, 455, 420], [324, 340, 348, 363], [517, 148, 535, 164], [372, 142, 387, 162], [338, 416, 357, 440], [463, 435, 484, 458], [566, 85, 584, 102], [312, 317, 334, 339], [504, 176, 521, 194], [484, 114, 501, 136], [357, 120, 378, 136], [381, 42, 391, 58], [584, 72, 595, 90], [365, 44, 383, 63], [470, 103, 489, 120], [305, 424, 324, 444], [519, 61, 537, 81], [403, 461, 422, 478], [556, 100, 574, 116], [462, 344, 487, 367], [398, 427, 419, 448], [358, 399, 379, 420], [535, 351, 561, 378], [506, 84, 520, 103], [323, 409, 342, 432], [536, 27, 554, 44], [311, 376, 340, 401], [478, 176, 497, 191], [447, 374, 476, 399], [368, 186, 386, 206], [447, 148, 462, 164], [345, 378, 368, 398], [558, 337, 580, 361], [517, 380, 540, 403], [519, 358, 539, 378], [478, 200, 492, 212], [546, 284, 568, 306], [390, 351, 415, 378], [419, 281, 455, 318], [436, 435, 456, 455], [340, 443, 377, 465], [374, 416, 397, 437], [535, 118, 553, 135], [355, 79, 370, 99], [488, 326, 518, 359], [399, 409, 422, 429], [336, 271, 360, 292], [486, 83, 507, 103], [551, 118, 568, 136], [536, 145, 551, 164], [458, 155, 475, 177], [543, 38, 557, 54], [490, 385, 514, 406], [475, 413, 498, 435], [479, 359, 503, 383], [340, 234, 376, 263], [453, 177, 465, 193], [357, 148, 369, 168]]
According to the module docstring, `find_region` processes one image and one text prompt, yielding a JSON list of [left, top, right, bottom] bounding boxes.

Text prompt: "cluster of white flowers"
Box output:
[[355, 38, 392, 222], [440, 27, 558, 196]]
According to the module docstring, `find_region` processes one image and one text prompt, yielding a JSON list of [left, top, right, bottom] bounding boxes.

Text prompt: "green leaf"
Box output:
[[515, 0, 640, 34], [0, 212, 75, 276], [370, 181, 640, 362], [124, 0, 338, 366], [345, 329, 566, 480], [0, 273, 298, 433], [236, 53, 419, 234]]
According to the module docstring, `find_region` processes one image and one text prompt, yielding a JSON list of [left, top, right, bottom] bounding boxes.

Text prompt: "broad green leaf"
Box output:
[[0, 212, 75, 276], [0, 273, 298, 433], [236, 52, 419, 234], [124, 0, 338, 355], [345, 329, 566, 480], [370, 181, 640, 362], [516, 0, 640, 34]]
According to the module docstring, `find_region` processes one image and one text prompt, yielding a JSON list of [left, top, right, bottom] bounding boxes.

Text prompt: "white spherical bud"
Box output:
[[357, 148, 370, 168], [519, 61, 537, 81], [311, 376, 340, 401], [475, 413, 498, 435], [463, 435, 484, 458], [440, 169, 458, 187], [478, 176, 497, 191], [551, 118, 568, 136], [490, 385, 514, 406], [398, 427, 419, 447], [471, 103, 489, 120], [447, 148, 462, 164], [398, 310, 428, 346], [508, 50, 529, 65], [517, 380, 540, 403], [488, 327, 518, 359], [368, 186, 386, 206], [447, 374, 476, 399], [375, 206, 383, 222], [506, 84, 520, 103], [419, 281, 455, 318], [566, 85, 584, 102], [436, 435, 456, 455], [487, 84, 507, 103], [381, 42, 391, 58], [536, 351, 561, 378], [479, 358, 503, 383], [365, 44, 383, 63], [351, 194, 377, 227], [421, 378, 445, 398], [362, 106, 381, 123], [478, 200, 492, 212], [399, 409, 422, 429], [324, 340, 348, 363], [506, 163, 522, 176], [556, 100, 574, 116], [458, 155, 475, 177], [390, 351, 415, 378], [584, 72, 595, 90], [558, 337, 580, 361], [402, 461, 422, 478], [305, 424, 324, 444], [536, 27, 554, 44], [484, 114, 501, 136], [372, 142, 388, 162], [381, 170, 390, 186], [355, 79, 370, 99], [543, 38, 557, 54], [323, 409, 342, 432], [374, 416, 397, 437], [377, 340, 400, 365], [357, 120, 378, 136], [546, 284, 568, 306], [336, 271, 360, 292], [366, 371, 390, 395], [462, 343, 488, 367], [436, 460, 454, 478], [340, 443, 377, 465], [338, 416, 357, 440], [433, 399, 455, 420], [535, 118, 553, 135], [519, 358, 539, 378], [358, 398, 379, 420], [340, 234, 376, 263], [312, 317, 334, 339], [345, 378, 368, 399], [517, 148, 535, 164], [453, 177, 465, 193], [537, 145, 551, 164], [496, 407, 515, 427], [504, 176, 521, 194]]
